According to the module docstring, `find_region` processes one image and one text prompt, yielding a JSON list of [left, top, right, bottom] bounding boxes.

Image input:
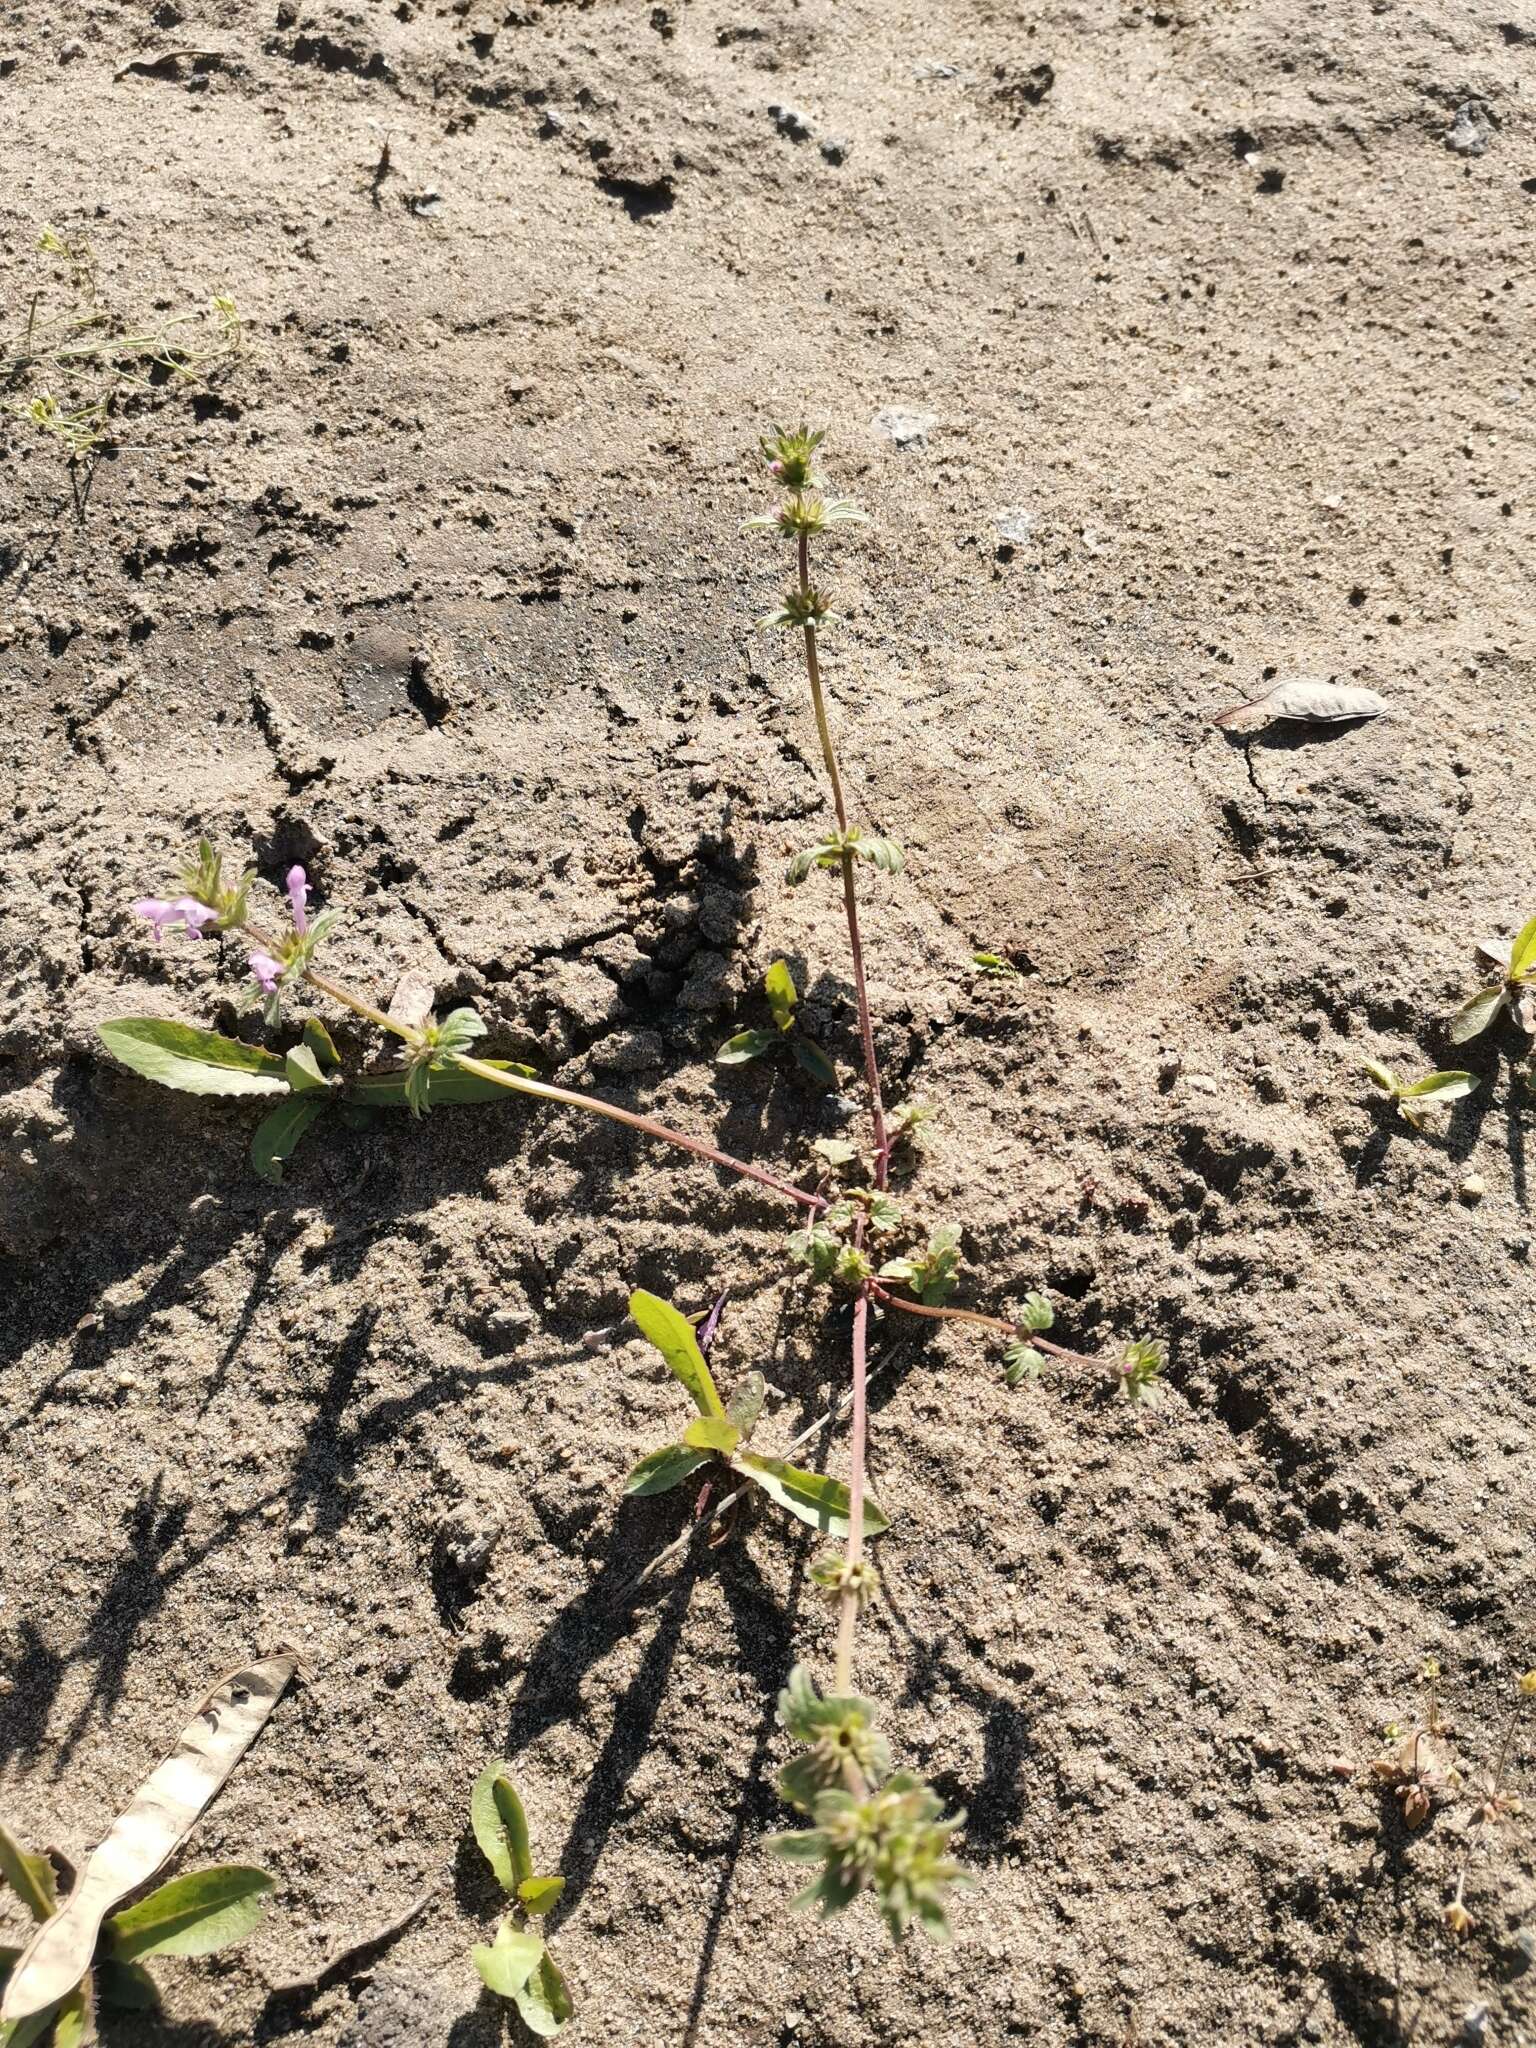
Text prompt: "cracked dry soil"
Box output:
[[2, 0, 1535, 2043]]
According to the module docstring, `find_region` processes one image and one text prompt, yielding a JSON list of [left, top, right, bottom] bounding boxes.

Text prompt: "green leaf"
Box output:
[[105, 1866, 273, 1962], [732, 1453, 889, 1539], [724, 1370, 765, 1438], [1362, 1057, 1401, 1095], [683, 1416, 741, 1456], [0, 1825, 57, 1924], [1399, 1071, 1478, 1103], [347, 1059, 538, 1109], [1018, 1292, 1054, 1333], [764, 959, 798, 1031], [517, 1876, 565, 1917], [2, 2001, 65, 2048], [856, 833, 904, 875], [1508, 914, 1536, 982], [628, 1290, 725, 1417], [49, 1978, 95, 2048], [1448, 984, 1508, 1044], [716, 1029, 778, 1066], [95, 1960, 160, 2011], [284, 1043, 328, 1093], [792, 1037, 837, 1088], [1004, 1343, 1045, 1387], [302, 1017, 340, 1071], [97, 1019, 289, 1097], [811, 1137, 858, 1169], [786, 839, 841, 886], [623, 1443, 711, 1496], [513, 1945, 573, 2036], [472, 1919, 544, 2002], [249, 1095, 328, 1184], [470, 1765, 535, 1893]]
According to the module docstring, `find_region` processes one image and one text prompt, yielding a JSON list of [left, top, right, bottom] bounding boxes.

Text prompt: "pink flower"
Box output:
[[133, 896, 218, 943], [249, 951, 283, 995], [768, 459, 785, 478], [286, 865, 309, 935]]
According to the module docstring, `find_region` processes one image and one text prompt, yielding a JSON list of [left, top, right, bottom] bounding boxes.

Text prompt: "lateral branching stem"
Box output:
[[241, 926, 828, 1215]]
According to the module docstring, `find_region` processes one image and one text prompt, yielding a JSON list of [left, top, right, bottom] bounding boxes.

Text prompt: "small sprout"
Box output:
[[757, 423, 826, 491], [811, 1136, 859, 1172], [1116, 1337, 1168, 1405], [1371, 1725, 1455, 1829], [623, 1291, 887, 1535], [469, 1766, 572, 2036], [971, 951, 1020, 980], [401, 1005, 488, 1116], [810, 1556, 880, 1612], [878, 1221, 962, 1306], [1442, 1887, 1475, 1940], [760, 584, 837, 632], [786, 827, 904, 887], [771, 1670, 968, 1942], [1363, 1057, 1478, 1130], [717, 960, 837, 1090], [885, 1099, 935, 1156], [743, 493, 868, 539], [1448, 914, 1536, 1043], [1004, 1342, 1046, 1387]]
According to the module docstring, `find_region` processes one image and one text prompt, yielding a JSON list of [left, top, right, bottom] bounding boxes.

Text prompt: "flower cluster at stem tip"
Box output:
[[132, 844, 337, 1023]]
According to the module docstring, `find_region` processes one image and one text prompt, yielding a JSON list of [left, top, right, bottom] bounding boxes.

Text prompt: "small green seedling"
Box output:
[[1362, 1058, 1478, 1130], [971, 952, 1020, 980], [877, 1223, 962, 1307], [0, 1823, 272, 2044], [717, 958, 837, 1088], [623, 1290, 888, 1539], [768, 1667, 968, 1942], [1003, 1294, 1056, 1385], [1448, 915, 1536, 1043], [469, 1768, 572, 2038]]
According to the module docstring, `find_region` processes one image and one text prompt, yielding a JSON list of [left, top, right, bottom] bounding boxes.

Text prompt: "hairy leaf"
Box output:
[[732, 1454, 889, 1538], [716, 1028, 778, 1065], [623, 1443, 711, 1496], [628, 1291, 725, 1417], [470, 1766, 534, 1895], [724, 1370, 765, 1438], [105, 1867, 272, 1962], [97, 1020, 289, 1098], [249, 1096, 328, 1184]]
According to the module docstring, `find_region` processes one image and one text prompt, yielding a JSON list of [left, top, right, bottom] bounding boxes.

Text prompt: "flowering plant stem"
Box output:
[[242, 926, 827, 1215], [790, 530, 885, 1698]]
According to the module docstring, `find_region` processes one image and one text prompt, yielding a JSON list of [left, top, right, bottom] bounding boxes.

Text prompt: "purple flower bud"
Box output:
[[286, 865, 309, 935], [133, 896, 219, 943], [768, 459, 785, 478], [249, 950, 283, 995]]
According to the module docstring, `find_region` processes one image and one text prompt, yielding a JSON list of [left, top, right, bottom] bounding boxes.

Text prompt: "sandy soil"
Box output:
[[3, 0, 1535, 2042]]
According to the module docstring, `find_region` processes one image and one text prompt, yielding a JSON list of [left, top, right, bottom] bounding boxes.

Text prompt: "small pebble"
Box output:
[[1458, 1174, 1486, 1205]]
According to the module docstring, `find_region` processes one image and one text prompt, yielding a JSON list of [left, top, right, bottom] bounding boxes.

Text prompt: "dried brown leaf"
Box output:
[[1214, 679, 1389, 732]]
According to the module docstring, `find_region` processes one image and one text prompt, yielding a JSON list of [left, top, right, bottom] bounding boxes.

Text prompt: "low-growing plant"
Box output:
[[3, 223, 243, 515], [1441, 1668, 1536, 1942], [1448, 915, 1536, 1043], [469, 1767, 572, 2037], [1362, 1058, 1477, 1130], [623, 1289, 887, 1538], [99, 423, 1170, 1944], [716, 957, 836, 1087], [0, 1830, 272, 2045]]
